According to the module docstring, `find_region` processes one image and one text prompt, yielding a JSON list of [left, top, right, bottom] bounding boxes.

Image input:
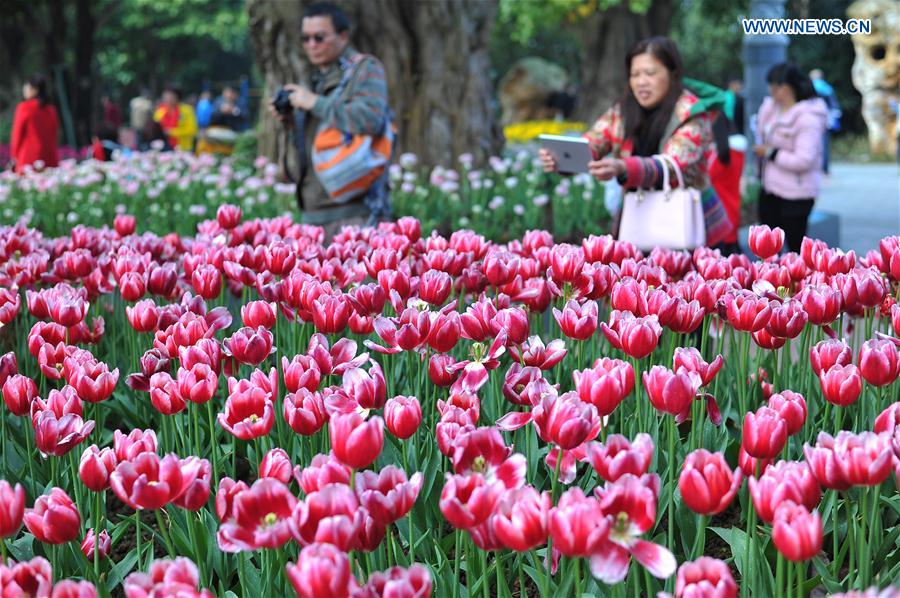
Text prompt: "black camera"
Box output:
[[271, 88, 293, 115]]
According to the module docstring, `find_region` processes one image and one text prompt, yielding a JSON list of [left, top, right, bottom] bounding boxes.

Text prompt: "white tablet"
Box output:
[[538, 134, 592, 174]]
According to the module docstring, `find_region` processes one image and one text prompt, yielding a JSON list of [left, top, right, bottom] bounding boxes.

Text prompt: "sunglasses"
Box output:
[[301, 33, 331, 44]]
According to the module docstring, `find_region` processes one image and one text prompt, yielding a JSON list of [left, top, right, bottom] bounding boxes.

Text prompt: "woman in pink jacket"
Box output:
[[753, 63, 828, 252]]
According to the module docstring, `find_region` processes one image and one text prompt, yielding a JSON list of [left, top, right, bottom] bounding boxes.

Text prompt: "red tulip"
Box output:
[[809, 339, 852, 375], [674, 557, 737, 598], [819, 364, 863, 407], [418, 269, 452, 305], [548, 487, 609, 557], [283, 388, 328, 436], [49, 294, 89, 328], [215, 478, 249, 521], [643, 366, 701, 416], [216, 203, 242, 229], [440, 472, 503, 529], [285, 543, 358, 598], [501, 363, 543, 406], [738, 444, 773, 478], [80, 528, 111, 560], [217, 478, 298, 552], [294, 453, 351, 495], [114, 213, 136, 235], [766, 299, 807, 339], [485, 251, 520, 287], [329, 412, 384, 470], [119, 271, 147, 302], [509, 336, 567, 370], [33, 408, 95, 457], [291, 482, 363, 550], [771, 501, 822, 562], [355, 466, 423, 524], [124, 556, 214, 598], [173, 457, 211, 512], [218, 378, 275, 441], [748, 225, 785, 259], [24, 487, 81, 544], [79, 445, 118, 492], [190, 264, 222, 300], [428, 311, 462, 353], [175, 363, 218, 404], [0, 557, 53, 596], [552, 300, 598, 341], [491, 485, 550, 551], [601, 311, 663, 359], [3, 374, 38, 416], [593, 473, 676, 583], [532, 391, 599, 450], [342, 362, 387, 410], [429, 353, 460, 387], [611, 277, 649, 316], [224, 326, 275, 366], [0, 480, 25, 538], [678, 449, 742, 515], [874, 401, 900, 434], [798, 284, 842, 326], [549, 243, 587, 287], [241, 300, 277, 329], [68, 359, 119, 404], [149, 371, 185, 415], [259, 448, 293, 484], [358, 564, 431, 598], [573, 358, 635, 416], [673, 347, 724, 387], [742, 407, 787, 460], [0, 289, 21, 325], [385, 395, 422, 439], [490, 307, 530, 346], [584, 433, 654, 482], [748, 460, 821, 524], [858, 339, 900, 387], [313, 294, 355, 335], [110, 453, 186, 510], [113, 428, 157, 462], [282, 354, 322, 394], [52, 579, 98, 598], [767, 391, 807, 436], [723, 291, 772, 332]]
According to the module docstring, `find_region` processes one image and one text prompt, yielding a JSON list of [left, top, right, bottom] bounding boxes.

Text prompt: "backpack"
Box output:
[[311, 54, 394, 205]]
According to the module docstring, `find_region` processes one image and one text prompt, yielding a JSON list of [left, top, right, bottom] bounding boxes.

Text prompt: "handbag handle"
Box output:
[[656, 154, 686, 190]]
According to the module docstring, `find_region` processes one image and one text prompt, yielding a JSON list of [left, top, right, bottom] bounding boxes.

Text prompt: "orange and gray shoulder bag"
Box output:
[[311, 54, 394, 205]]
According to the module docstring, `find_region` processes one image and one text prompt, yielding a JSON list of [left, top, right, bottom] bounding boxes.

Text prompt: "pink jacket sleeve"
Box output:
[[772, 114, 824, 173]]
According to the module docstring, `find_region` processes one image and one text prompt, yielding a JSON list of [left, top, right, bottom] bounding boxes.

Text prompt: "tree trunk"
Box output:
[[247, 0, 503, 169], [73, 0, 96, 145], [573, 0, 674, 123]]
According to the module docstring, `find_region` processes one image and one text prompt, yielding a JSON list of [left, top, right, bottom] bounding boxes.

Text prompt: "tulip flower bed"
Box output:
[[0, 209, 899, 598], [0, 149, 611, 245]]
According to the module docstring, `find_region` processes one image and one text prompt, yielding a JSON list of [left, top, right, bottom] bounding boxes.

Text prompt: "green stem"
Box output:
[[776, 552, 784, 598], [667, 415, 676, 564], [134, 511, 143, 569], [574, 557, 582, 597], [693, 514, 707, 558], [94, 491, 102, 582], [155, 509, 176, 557], [453, 530, 461, 598]]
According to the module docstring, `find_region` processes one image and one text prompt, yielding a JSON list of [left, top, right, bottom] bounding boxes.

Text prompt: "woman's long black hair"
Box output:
[[765, 63, 817, 102], [620, 36, 684, 157], [27, 74, 50, 106]]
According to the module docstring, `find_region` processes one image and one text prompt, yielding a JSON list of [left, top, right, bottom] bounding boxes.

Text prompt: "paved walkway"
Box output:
[[815, 162, 900, 254]]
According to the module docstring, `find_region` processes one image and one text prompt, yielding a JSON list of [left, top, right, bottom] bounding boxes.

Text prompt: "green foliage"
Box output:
[[671, 0, 749, 88], [94, 0, 251, 94], [497, 0, 649, 44]]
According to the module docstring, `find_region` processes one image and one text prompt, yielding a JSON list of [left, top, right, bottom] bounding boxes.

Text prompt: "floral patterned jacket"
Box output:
[[583, 90, 713, 190]]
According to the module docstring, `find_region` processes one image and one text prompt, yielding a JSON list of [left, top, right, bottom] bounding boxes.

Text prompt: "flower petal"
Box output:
[[589, 542, 630, 584], [629, 539, 677, 579]]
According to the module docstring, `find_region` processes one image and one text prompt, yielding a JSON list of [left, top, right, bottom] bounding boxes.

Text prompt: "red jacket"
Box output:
[[11, 98, 59, 173]]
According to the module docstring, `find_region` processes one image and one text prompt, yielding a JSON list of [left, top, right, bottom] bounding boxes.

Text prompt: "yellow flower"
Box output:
[[503, 120, 587, 144]]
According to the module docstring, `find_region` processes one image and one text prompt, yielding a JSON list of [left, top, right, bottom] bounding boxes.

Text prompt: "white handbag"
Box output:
[[618, 154, 706, 251]]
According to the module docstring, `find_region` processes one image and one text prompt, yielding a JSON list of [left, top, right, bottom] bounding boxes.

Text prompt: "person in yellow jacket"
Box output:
[[153, 87, 198, 151]]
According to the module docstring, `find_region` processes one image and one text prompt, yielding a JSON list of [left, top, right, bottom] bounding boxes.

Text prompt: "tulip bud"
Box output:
[[385, 395, 422, 439], [80, 528, 111, 560], [819, 364, 863, 407], [772, 501, 822, 562], [329, 412, 384, 470], [24, 487, 81, 544], [748, 225, 785, 259], [678, 449, 742, 516], [742, 407, 787, 460]]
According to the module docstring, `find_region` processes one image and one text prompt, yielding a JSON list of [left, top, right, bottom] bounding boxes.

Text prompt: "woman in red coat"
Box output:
[[11, 75, 59, 174]]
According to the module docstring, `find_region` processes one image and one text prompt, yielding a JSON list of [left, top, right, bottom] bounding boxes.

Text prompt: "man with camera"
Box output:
[[271, 1, 392, 240]]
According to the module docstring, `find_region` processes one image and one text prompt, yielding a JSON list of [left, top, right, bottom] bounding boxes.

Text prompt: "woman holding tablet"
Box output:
[[539, 37, 712, 219]]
